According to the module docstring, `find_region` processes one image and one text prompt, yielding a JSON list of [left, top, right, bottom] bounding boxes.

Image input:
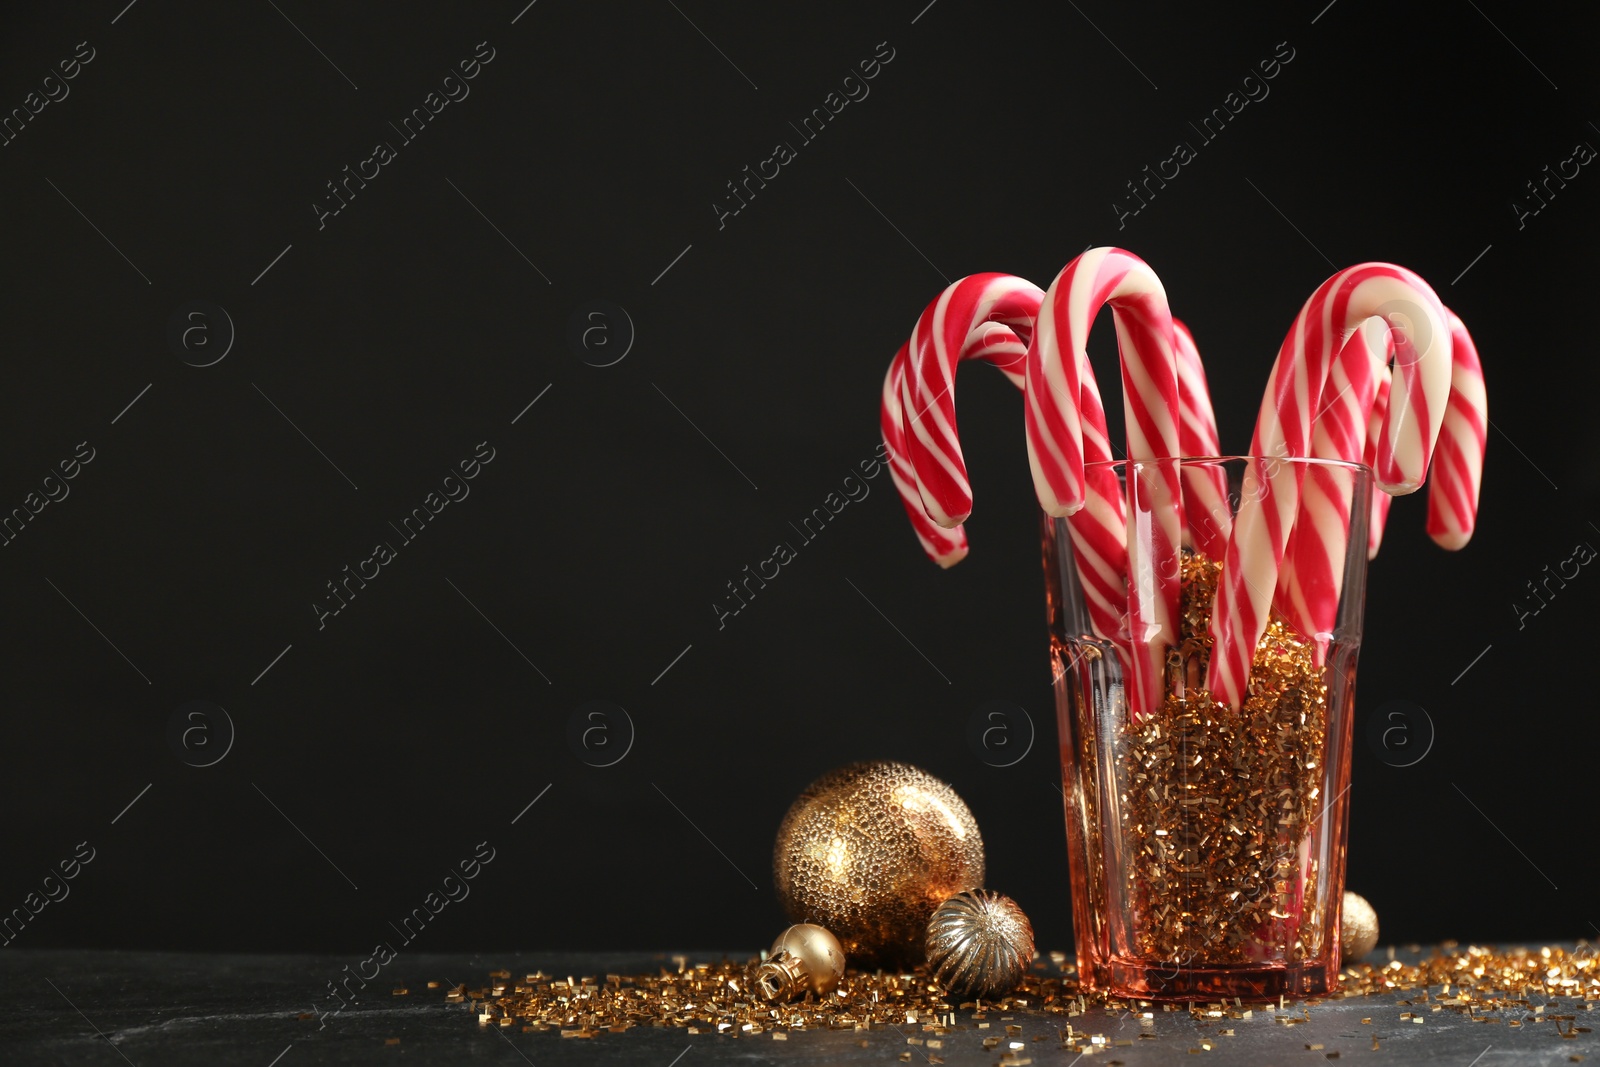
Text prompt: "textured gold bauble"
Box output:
[[1341, 890, 1380, 963], [773, 761, 985, 966], [752, 923, 846, 1002], [926, 889, 1035, 999]]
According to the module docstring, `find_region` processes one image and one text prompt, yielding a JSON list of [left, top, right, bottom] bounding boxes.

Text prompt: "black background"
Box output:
[[1, 0, 1596, 959]]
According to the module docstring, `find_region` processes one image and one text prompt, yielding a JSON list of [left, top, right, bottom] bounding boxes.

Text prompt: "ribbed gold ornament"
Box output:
[[773, 761, 985, 966], [925, 889, 1034, 999]]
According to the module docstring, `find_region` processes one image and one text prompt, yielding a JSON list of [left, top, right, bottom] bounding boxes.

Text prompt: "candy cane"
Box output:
[[1274, 317, 1390, 659], [1024, 248, 1181, 719], [882, 275, 1132, 648], [882, 273, 1042, 566], [1283, 314, 1486, 653], [900, 274, 1046, 530], [1363, 310, 1488, 559], [881, 319, 1029, 568], [1174, 318, 1231, 559], [1207, 264, 1453, 708], [882, 341, 971, 567], [1363, 350, 1396, 559], [1061, 351, 1129, 647], [1425, 312, 1488, 551]]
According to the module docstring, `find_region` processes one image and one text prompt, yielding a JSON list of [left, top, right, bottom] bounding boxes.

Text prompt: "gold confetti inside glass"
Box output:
[[1044, 458, 1369, 1000]]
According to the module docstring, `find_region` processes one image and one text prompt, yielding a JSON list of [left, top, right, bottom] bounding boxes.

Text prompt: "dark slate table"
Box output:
[[2, 948, 1592, 1065]]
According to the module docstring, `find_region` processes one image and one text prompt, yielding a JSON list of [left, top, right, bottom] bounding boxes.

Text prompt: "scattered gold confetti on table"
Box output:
[[452, 942, 1597, 1055]]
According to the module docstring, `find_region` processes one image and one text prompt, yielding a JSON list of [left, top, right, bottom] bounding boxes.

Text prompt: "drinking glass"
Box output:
[[1043, 457, 1369, 999]]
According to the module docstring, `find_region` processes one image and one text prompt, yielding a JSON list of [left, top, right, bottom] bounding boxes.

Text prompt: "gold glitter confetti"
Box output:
[[455, 941, 1598, 1054], [1111, 554, 1331, 966]]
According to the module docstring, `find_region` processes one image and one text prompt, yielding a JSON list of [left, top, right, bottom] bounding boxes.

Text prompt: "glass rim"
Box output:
[[1086, 455, 1373, 477]]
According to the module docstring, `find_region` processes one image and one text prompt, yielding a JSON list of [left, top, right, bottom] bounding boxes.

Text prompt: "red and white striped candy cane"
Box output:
[[1207, 264, 1453, 708], [881, 318, 1029, 568], [1365, 310, 1489, 554], [1024, 248, 1182, 719], [1363, 368, 1394, 559], [1278, 308, 1488, 656], [1425, 312, 1488, 551], [1274, 317, 1390, 659], [881, 274, 1041, 566], [1174, 317, 1231, 560], [900, 274, 1046, 530], [881, 274, 1131, 647], [1061, 349, 1129, 647], [1364, 311, 1486, 559], [882, 341, 971, 567]]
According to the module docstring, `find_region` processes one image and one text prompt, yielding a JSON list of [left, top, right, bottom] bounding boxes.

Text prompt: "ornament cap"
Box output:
[[752, 955, 806, 1002], [752, 923, 846, 1003]]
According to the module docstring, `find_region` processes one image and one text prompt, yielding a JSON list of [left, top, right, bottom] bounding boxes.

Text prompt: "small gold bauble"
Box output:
[[926, 889, 1035, 999], [773, 761, 985, 966], [1341, 890, 1380, 963], [752, 923, 846, 1002]]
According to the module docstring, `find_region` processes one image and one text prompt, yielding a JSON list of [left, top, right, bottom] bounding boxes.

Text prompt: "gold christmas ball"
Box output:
[[774, 761, 985, 966], [1341, 891, 1380, 963], [926, 889, 1035, 1000], [752, 923, 846, 1002]]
